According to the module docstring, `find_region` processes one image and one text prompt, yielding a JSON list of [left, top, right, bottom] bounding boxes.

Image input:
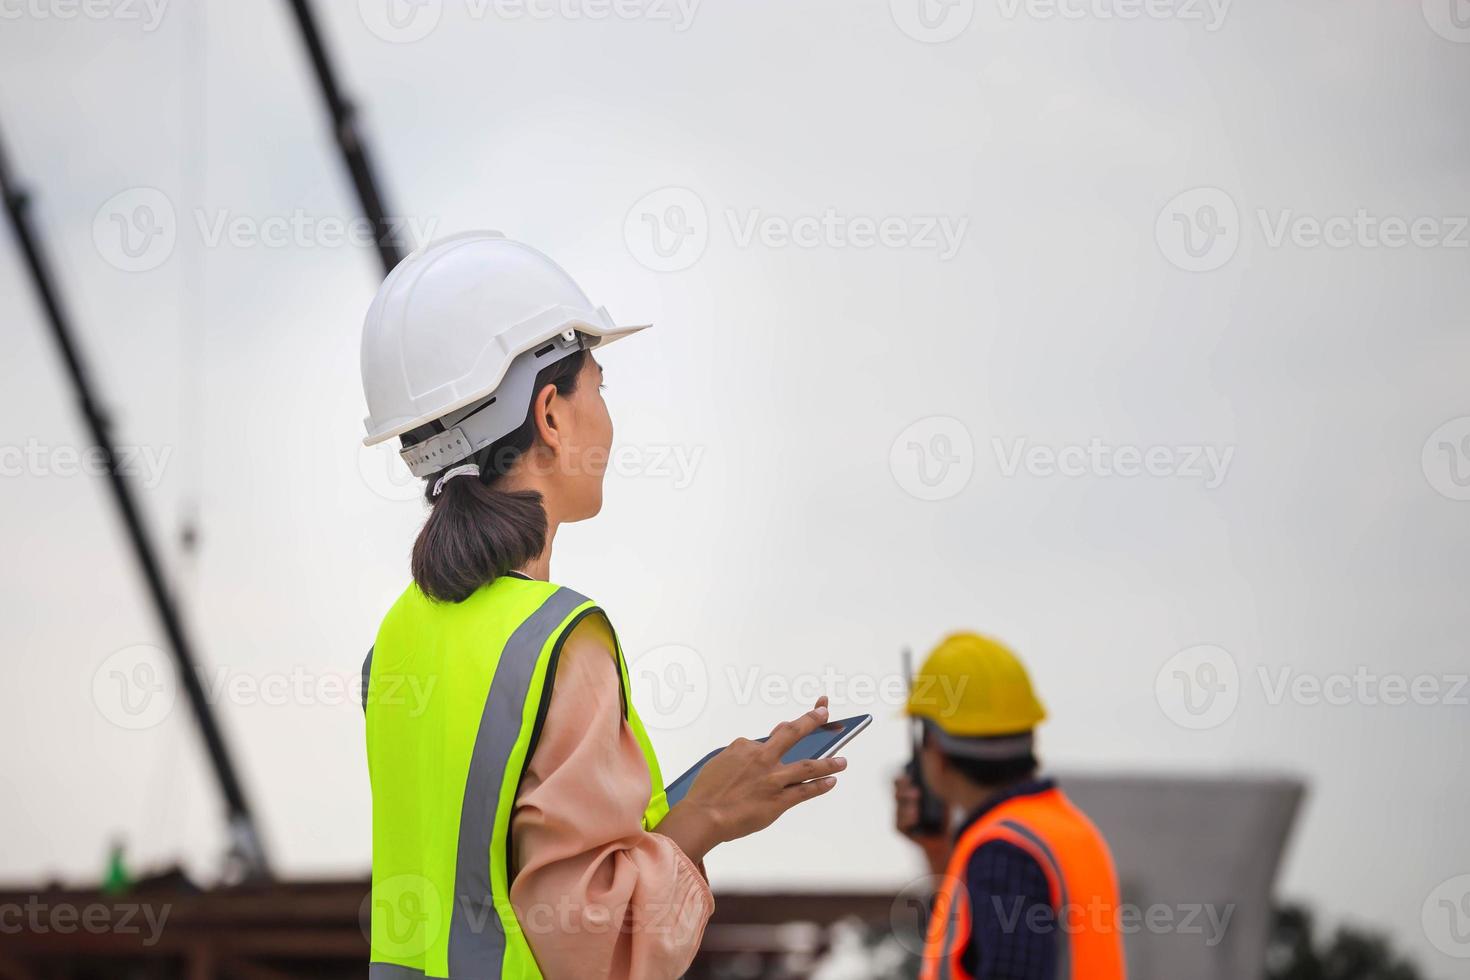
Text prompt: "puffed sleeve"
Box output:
[[508, 612, 714, 979]]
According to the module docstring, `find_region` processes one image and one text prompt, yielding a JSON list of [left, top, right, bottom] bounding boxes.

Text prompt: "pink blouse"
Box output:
[[508, 613, 714, 978]]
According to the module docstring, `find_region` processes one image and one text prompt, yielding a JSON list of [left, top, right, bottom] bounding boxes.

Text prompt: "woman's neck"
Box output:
[[516, 519, 558, 581]]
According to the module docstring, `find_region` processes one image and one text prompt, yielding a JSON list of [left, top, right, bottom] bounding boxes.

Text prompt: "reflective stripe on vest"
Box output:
[[919, 787, 1127, 980], [364, 578, 667, 979]]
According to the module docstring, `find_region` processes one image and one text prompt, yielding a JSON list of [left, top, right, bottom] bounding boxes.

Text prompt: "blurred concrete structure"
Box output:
[[1063, 773, 1305, 980]]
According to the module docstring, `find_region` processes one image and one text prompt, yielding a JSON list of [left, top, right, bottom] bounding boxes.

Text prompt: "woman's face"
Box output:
[[553, 354, 613, 522]]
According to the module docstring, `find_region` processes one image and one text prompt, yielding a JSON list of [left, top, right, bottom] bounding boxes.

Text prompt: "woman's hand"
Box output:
[[655, 697, 846, 864]]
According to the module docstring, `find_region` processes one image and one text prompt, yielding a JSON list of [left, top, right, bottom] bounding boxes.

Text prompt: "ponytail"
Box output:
[[409, 350, 587, 603]]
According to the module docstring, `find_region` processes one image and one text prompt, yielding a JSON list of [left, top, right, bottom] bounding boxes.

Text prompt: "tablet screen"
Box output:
[[663, 714, 870, 808]]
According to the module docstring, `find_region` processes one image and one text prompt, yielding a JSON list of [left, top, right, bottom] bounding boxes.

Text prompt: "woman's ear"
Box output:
[[531, 382, 562, 453]]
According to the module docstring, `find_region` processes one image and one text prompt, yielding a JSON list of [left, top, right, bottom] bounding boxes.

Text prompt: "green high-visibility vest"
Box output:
[[362, 576, 670, 979]]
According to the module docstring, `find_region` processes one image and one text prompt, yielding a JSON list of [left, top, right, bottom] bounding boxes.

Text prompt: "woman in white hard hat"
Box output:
[[359, 233, 844, 980]]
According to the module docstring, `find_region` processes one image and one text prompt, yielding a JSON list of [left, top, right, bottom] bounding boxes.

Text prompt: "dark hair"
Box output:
[[409, 350, 587, 603], [943, 751, 1039, 789], [923, 726, 1039, 789]]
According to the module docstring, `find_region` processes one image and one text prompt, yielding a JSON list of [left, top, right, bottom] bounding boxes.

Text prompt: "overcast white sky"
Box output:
[[1, 0, 1468, 974]]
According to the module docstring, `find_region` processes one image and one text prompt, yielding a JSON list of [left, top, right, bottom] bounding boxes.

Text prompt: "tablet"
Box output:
[[663, 713, 871, 808]]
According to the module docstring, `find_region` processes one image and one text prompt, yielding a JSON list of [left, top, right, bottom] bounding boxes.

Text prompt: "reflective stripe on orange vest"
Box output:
[[919, 787, 1126, 980]]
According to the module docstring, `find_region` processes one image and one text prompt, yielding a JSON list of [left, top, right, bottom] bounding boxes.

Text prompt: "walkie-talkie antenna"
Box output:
[[903, 646, 948, 835]]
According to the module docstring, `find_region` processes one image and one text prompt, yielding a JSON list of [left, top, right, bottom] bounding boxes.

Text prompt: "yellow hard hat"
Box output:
[[905, 632, 1047, 737]]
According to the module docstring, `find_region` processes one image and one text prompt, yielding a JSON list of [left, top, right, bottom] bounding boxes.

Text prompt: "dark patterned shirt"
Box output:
[[955, 779, 1059, 980]]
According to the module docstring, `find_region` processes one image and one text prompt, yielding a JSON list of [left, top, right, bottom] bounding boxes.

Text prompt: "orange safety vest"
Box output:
[[920, 787, 1126, 980]]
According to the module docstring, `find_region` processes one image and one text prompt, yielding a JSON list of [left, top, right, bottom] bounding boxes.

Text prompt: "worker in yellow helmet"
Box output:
[[895, 633, 1127, 980]]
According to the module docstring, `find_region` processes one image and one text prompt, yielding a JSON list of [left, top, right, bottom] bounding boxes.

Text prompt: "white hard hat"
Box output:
[[360, 232, 649, 478]]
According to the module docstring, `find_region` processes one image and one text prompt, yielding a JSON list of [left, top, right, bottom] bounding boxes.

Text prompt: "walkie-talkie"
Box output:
[[903, 647, 949, 836]]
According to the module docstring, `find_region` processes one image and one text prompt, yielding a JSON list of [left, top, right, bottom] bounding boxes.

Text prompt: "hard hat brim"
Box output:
[[361, 313, 651, 447], [583, 322, 652, 350]]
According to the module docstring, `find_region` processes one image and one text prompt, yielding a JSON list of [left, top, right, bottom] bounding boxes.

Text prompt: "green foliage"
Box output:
[[1267, 903, 1423, 980]]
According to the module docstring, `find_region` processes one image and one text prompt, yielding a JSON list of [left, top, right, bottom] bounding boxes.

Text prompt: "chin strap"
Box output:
[[432, 463, 482, 498]]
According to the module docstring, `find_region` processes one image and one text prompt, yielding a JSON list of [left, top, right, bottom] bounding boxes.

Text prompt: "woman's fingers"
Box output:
[[773, 755, 847, 787], [781, 774, 838, 806], [674, 700, 846, 847], [776, 758, 846, 787], [764, 703, 830, 757]]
